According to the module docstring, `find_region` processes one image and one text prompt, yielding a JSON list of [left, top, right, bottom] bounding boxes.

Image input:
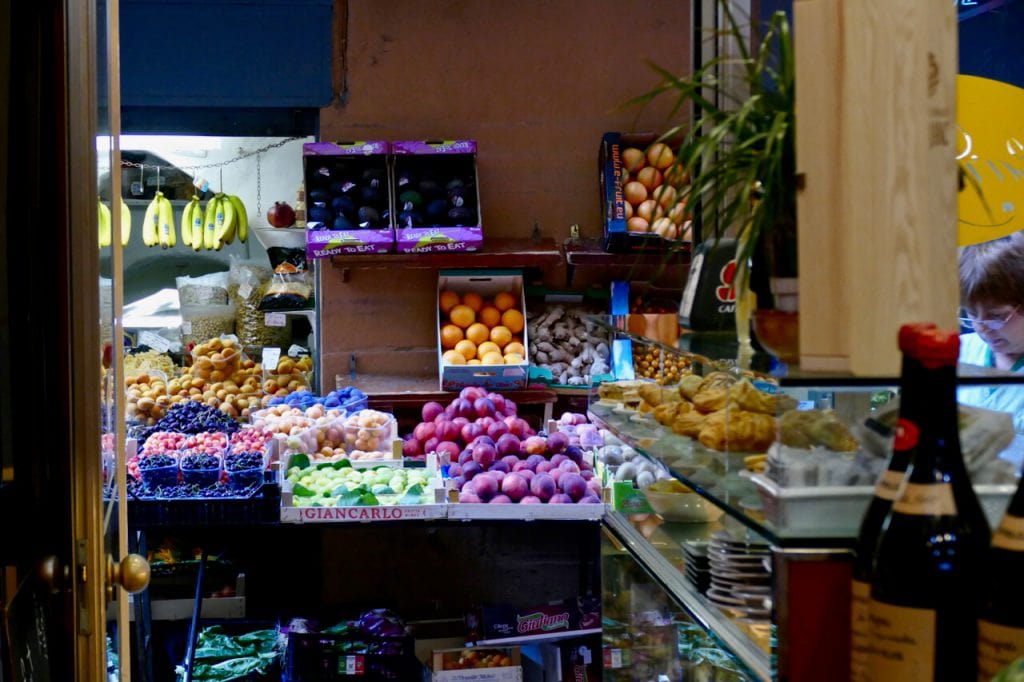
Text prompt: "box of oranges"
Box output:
[[431, 646, 521, 681], [599, 131, 693, 253], [437, 270, 529, 392]]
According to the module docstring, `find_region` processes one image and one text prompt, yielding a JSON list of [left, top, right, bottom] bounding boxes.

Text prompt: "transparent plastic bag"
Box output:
[[180, 303, 236, 348], [176, 271, 229, 306], [228, 255, 291, 353]]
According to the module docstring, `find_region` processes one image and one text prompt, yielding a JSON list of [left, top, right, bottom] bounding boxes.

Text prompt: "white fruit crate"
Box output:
[[446, 501, 606, 522]]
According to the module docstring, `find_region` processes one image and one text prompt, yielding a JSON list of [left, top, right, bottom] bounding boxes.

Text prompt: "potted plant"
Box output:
[[625, 3, 798, 358]]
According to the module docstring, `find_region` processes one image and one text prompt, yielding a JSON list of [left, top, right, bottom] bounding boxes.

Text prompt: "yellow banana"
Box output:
[[98, 198, 112, 248], [192, 197, 208, 251], [203, 196, 220, 250], [181, 196, 198, 246], [119, 198, 131, 246], [157, 193, 176, 248], [227, 195, 248, 243], [213, 193, 236, 249], [142, 194, 160, 247]]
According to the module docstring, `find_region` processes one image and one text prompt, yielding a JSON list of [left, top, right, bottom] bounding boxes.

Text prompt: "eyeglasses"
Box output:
[[959, 306, 1020, 331]]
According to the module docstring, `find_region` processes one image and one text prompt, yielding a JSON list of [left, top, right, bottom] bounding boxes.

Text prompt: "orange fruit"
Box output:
[[462, 292, 484, 312], [480, 351, 505, 365], [511, 335, 523, 344], [489, 325, 512, 348], [440, 324, 464, 350], [439, 290, 460, 314], [500, 309, 524, 334], [479, 305, 502, 328], [503, 353, 524, 364], [454, 339, 478, 361], [494, 291, 517, 312], [477, 341, 501, 359], [467, 358, 482, 365], [442, 350, 466, 365], [465, 322, 490, 346], [449, 304, 475, 329], [504, 341, 526, 357]]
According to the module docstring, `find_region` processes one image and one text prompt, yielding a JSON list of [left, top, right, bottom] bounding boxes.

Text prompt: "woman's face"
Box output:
[[966, 301, 1024, 355]]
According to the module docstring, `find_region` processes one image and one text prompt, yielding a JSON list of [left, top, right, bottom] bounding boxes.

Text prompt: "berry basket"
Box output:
[[284, 631, 424, 681]]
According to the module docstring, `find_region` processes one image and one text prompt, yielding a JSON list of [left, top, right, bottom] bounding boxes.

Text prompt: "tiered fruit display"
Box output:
[[284, 457, 434, 507], [401, 387, 535, 460], [619, 142, 692, 241], [164, 338, 264, 418], [439, 289, 526, 366]]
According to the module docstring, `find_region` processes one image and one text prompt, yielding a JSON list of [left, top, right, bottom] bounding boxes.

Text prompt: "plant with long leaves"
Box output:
[[625, 4, 796, 301]]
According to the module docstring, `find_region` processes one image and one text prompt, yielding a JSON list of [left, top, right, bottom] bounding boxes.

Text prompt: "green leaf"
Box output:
[[332, 459, 352, 470], [292, 483, 316, 497], [405, 483, 424, 496], [359, 492, 380, 506], [316, 462, 335, 470], [331, 484, 349, 496], [288, 453, 310, 470], [398, 491, 423, 506], [371, 484, 395, 495], [337, 490, 363, 506]]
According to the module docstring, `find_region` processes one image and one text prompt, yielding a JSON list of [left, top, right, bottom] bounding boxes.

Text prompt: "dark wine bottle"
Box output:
[[978, 476, 1024, 679], [868, 329, 990, 681], [850, 322, 935, 682]]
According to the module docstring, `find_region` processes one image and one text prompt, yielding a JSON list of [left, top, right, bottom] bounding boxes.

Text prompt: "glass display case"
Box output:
[[588, 314, 1024, 681]]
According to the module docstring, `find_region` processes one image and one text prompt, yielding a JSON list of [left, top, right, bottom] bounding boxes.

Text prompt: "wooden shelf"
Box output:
[[329, 237, 562, 280], [561, 238, 691, 285]]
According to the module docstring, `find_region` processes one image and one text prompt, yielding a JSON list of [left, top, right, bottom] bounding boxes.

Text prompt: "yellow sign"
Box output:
[[958, 75, 1024, 246]]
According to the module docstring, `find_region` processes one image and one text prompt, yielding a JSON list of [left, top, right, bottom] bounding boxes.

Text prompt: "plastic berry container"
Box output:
[[224, 450, 266, 490], [137, 454, 179, 489], [179, 450, 222, 487]]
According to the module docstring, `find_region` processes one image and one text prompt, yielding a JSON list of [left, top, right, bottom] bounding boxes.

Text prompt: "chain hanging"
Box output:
[[119, 136, 302, 171]]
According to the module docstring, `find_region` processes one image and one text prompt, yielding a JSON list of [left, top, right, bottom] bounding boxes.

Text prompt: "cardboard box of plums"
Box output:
[[304, 140, 396, 258], [392, 140, 483, 254]]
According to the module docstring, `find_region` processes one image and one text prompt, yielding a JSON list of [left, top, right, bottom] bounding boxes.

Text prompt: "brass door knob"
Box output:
[[106, 553, 150, 601], [36, 555, 69, 594]]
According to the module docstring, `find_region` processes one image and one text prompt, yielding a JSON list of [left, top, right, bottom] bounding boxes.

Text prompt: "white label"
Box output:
[[993, 514, 1024, 551], [608, 648, 622, 669], [139, 331, 172, 352], [181, 321, 192, 335], [867, 599, 936, 680], [891, 482, 957, 516], [979, 619, 1024, 679], [288, 344, 308, 357], [850, 580, 871, 682], [262, 347, 281, 370], [265, 312, 286, 327], [679, 251, 705, 320], [237, 283, 253, 299], [873, 469, 906, 502]]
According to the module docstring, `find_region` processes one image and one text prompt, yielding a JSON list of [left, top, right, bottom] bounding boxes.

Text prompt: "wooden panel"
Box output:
[[794, 0, 845, 372], [796, 0, 959, 375]]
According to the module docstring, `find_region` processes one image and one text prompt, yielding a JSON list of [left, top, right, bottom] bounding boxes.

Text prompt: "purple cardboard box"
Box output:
[[303, 141, 395, 258], [392, 140, 483, 254]]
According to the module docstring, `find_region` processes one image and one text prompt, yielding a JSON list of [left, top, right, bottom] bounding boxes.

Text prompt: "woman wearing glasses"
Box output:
[[959, 233, 1024, 467]]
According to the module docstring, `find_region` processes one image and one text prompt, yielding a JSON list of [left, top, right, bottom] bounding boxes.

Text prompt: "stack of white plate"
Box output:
[[681, 540, 710, 594], [705, 530, 772, 620]]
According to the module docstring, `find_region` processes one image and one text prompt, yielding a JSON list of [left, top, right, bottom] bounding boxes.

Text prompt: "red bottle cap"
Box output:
[[898, 322, 938, 354], [912, 328, 960, 366]]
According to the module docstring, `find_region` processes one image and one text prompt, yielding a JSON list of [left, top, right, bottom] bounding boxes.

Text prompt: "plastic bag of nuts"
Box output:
[[180, 303, 236, 349], [228, 257, 291, 353]]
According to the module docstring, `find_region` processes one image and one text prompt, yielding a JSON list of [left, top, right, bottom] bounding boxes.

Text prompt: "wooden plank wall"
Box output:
[[795, 0, 960, 375]]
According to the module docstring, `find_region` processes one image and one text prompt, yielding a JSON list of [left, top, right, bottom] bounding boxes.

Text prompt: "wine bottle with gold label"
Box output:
[[850, 322, 935, 682], [978, 474, 1024, 680], [868, 329, 990, 681]]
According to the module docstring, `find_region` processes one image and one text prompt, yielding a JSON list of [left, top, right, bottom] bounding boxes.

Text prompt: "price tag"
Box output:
[[139, 331, 172, 352], [288, 344, 309, 357], [604, 648, 623, 669], [181, 321, 192, 335], [338, 655, 363, 675], [237, 283, 253, 299], [262, 347, 281, 370], [264, 312, 286, 328]]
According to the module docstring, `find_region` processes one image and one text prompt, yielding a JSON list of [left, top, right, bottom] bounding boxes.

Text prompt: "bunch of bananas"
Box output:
[[186, 193, 248, 251], [142, 191, 176, 248], [97, 197, 132, 248]]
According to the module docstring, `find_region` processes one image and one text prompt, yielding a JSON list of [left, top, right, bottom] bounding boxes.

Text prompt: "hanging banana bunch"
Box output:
[[142, 192, 161, 247], [202, 195, 220, 250], [99, 198, 133, 248], [226, 194, 248, 244], [157, 192, 175, 248], [180, 196, 202, 248], [98, 197, 111, 248]]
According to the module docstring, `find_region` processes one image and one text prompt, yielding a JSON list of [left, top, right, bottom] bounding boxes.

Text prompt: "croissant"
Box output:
[[779, 409, 859, 451], [638, 382, 665, 408], [654, 401, 691, 426], [693, 386, 729, 414], [679, 374, 705, 401], [672, 410, 706, 438], [698, 371, 738, 393], [698, 409, 777, 452]]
